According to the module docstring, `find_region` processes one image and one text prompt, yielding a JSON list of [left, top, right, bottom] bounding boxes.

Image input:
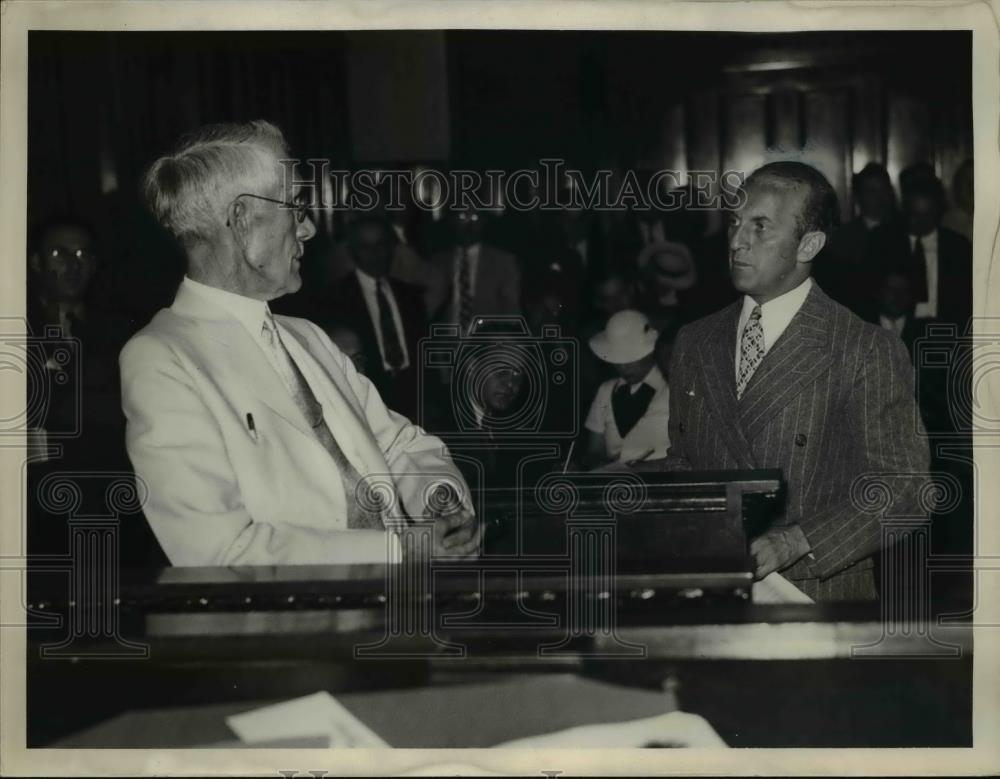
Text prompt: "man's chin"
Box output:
[[730, 271, 754, 295], [286, 268, 303, 294], [270, 275, 303, 300]]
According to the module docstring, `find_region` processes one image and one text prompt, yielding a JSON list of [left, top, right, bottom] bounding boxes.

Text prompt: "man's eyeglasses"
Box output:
[[46, 246, 97, 263], [226, 192, 312, 226]]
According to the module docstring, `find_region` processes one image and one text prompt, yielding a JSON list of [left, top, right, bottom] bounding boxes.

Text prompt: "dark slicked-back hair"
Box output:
[[853, 162, 892, 190], [30, 212, 97, 254], [901, 172, 946, 208], [746, 161, 840, 239], [347, 211, 396, 243]]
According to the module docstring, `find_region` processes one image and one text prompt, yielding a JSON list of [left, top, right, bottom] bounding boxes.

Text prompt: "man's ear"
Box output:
[[796, 230, 827, 264], [29, 252, 41, 274], [226, 197, 250, 235]]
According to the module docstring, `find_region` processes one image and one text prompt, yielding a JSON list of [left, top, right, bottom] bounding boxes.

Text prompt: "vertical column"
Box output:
[[39, 473, 148, 658], [354, 476, 465, 659], [537, 474, 646, 658], [852, 472, 962, 658]]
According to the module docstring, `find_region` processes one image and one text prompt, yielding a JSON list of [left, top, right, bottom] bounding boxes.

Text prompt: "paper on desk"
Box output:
[[496, 711, 728, 748], [751, 571, 815, 604], [225, 691, 388, 747]]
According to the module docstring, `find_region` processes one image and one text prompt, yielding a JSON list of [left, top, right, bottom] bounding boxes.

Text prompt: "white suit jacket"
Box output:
[[120, 280, 469, 566]]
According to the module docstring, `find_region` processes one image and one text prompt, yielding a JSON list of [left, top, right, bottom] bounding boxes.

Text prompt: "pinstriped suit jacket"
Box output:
[[667, 283, 930, 601]]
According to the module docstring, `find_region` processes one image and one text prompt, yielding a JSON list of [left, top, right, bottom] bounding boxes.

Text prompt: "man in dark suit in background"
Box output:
[[877, 270, 921, 357], [867, 168, 972, 331], [427, 205, 521, 332], [27, 214, 162, 564], [26, 215, 136, 468], [322, 214, 428, 419], [662, 162, 930, 602], [818, 162, 899, 321]]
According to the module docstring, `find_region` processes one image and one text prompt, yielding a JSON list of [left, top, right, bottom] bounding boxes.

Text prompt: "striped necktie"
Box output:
[[736, 305, 764, 400], [375, 279, 405, 371], [261, 311, 383, 529], [457, 247, 474, 335]]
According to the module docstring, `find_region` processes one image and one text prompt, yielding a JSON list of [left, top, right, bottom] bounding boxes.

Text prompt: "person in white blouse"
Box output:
[[583, 310, 670, 468], [121, 120, 478, 567]]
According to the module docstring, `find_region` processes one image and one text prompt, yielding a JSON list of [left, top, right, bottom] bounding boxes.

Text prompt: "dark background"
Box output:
[[23, 30, 976, 749], [28, 29, 972, 327]]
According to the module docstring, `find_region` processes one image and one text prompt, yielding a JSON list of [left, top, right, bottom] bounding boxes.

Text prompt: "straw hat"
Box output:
[[588, 309, 659, 364]]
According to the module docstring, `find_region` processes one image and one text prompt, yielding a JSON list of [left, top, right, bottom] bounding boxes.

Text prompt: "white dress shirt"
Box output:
[[183, 276, 278, 370], [585, 364, 670, 463], [911, 231, 939, 320], [36, 296, 85, 339], [450, 242, 481, 323], [880, 314, 907, 337], [734, 277, 813, 378], [471, 400, 487, 431], [354, 269, 410, 372]]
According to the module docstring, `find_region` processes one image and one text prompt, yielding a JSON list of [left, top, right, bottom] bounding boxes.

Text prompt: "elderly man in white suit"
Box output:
[[121, 120, 478, 566]]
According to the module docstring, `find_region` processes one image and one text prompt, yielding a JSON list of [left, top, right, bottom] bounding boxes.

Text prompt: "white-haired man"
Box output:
[[121, 120, 479, 566]]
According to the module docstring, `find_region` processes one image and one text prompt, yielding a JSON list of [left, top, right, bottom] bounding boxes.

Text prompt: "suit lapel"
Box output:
[[696, 300, 758, 468], [344, 274, 380, 351], [338, 274, 387, 380], [737, 284, 832, 440], [171, 284, 316, 441], [474, 245, 495, 311]]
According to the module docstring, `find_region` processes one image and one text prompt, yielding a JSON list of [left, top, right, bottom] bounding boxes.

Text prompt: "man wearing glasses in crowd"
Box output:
[[28, 216, 138, 463], [121, 120, 479, 566]]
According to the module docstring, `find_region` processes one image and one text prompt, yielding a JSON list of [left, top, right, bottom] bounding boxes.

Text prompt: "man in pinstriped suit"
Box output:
[[664, 162, 930, 601]]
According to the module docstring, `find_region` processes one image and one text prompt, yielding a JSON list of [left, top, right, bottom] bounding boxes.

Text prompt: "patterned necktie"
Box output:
[[736, 305, 764, 400], [911, 237, 929, 303], [261, 311, 382, 529], [375, 279, 405, 371], [457, 247, 474, 335]]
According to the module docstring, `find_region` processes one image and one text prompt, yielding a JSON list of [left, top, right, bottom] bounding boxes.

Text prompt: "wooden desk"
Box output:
[[52, 673, 673, 748]]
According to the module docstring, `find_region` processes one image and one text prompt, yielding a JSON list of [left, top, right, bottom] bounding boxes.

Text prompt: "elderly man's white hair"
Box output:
[[142, 120, 290, 248]]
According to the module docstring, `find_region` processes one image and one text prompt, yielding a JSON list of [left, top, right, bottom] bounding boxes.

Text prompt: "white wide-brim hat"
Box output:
[[589, 309, 659, 364]]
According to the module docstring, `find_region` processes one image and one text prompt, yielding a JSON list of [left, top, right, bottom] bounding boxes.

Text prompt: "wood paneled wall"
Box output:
[[598, 31, 972, 224]]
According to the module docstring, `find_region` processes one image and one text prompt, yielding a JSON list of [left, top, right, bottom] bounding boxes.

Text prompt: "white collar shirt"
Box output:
[[451, 242, 481, 324], [735, 277, 813, 378], [910, 231, 939, 319], [354, 269, 410, 372], [880, 314, 907, 337]]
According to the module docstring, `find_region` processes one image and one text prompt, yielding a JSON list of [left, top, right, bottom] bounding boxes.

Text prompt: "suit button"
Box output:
[[678, 423, 686, 434], [794, 433, 807, 447]]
